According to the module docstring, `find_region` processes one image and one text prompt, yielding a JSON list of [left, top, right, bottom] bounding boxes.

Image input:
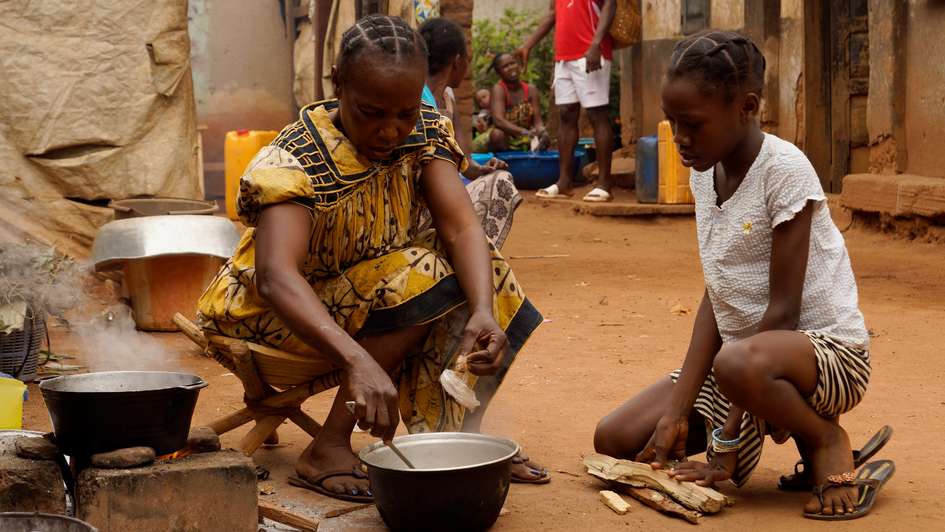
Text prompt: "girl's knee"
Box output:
[[489, 128, 506, 143], [713, 340, 766, 394], [593, 415, 621, 456]]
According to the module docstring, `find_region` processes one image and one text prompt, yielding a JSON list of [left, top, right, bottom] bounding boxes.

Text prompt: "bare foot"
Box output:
[[511, 451, 550, 483], [295, 440, 370, 497], [803, 423, 858, 516]]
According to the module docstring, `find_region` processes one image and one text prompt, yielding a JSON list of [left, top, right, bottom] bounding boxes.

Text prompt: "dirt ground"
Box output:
[[22, 195, 945, 531]]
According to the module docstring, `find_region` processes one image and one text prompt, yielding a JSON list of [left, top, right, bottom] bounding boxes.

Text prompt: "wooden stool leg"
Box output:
[[208, 407, 256, 435], [288, 409, 323, 439], [241, 415, 285, 456]]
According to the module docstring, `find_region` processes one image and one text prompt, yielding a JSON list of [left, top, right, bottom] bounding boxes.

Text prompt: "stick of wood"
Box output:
[[583, 453, 730, 513], [621, 486, 701, 524], [599, 490, 632, 515], [323, 503, 373, 518], [508, 254, 571, 259], [258, 500, 319, 531]]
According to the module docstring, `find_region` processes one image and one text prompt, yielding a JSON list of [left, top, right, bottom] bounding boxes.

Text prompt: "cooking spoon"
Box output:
[[345, 400, 417, 469]]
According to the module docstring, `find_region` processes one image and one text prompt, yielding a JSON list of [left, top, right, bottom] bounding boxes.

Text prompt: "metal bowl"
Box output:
[[40, 371, 207, 456], [0, 512, 97, 532], [359, 432, 519, 532], [91, 215, 240, 271]]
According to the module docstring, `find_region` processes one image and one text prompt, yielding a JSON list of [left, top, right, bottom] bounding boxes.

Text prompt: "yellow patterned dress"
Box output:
[[197, 100, 542, 433]]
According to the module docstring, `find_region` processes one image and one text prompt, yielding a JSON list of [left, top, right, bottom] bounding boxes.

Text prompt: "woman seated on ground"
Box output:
[[418, 17, 525, 251], [473, 52, 548, 153], [196, 15, 547, 503]]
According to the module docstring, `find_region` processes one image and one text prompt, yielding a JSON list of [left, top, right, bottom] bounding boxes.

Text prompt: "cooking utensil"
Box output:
[[91, 215, 240, 272], [359, 432, 519, 532], [0, 512, 98, 532], [108, 198, 218, 219], [40, 371, 207, 456], [344, 400, 416, 469]]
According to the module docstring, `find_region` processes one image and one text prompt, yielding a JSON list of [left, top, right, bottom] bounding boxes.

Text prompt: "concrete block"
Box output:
[[841, 173, 945, 218], [77, 450, 257, 532], [0, 434, 66, 514]]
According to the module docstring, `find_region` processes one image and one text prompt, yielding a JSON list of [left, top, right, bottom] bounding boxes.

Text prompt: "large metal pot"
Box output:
[[0, 512, 97, 532], [359, 432, 519, 532], [39, 371, 207, 457]]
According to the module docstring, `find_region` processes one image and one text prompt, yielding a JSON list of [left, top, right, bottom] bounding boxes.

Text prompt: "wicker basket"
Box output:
[[610, 0, 642, 49], [0, 307, 46, 382]]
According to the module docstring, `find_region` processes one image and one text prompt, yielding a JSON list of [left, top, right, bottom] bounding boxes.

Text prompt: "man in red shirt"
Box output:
[[518, 0, 616, 202]]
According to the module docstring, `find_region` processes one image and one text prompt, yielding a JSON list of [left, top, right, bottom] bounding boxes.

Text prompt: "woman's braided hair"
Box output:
[[667, 30, 766, 102], [418, 17, 467, 75], [337, 14, 428, 81]]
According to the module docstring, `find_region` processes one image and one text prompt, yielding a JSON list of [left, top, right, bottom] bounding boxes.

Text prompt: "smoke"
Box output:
[[74, 303, 180, 372]]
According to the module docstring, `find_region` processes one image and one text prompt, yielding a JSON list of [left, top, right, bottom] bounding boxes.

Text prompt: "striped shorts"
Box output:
[[670, 330, 871, 487]]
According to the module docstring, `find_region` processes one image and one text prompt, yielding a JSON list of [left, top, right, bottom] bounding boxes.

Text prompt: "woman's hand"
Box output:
[[636, 415, 689, 469], [344, 355, 400, 442], [460, 310, 509, 376], [670, 451, 737, 487], [483, 157, 508, 172]]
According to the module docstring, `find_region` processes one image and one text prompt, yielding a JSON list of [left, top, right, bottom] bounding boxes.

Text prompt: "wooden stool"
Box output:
[[173, 313, 342, 456]]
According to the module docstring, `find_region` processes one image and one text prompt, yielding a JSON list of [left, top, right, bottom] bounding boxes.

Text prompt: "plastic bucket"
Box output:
[[0, 377, 27, 429]]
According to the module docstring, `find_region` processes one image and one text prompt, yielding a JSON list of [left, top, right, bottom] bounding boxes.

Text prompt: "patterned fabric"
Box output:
[[413, 0, 439, 23], [690, 133, 869, 349], [670, 331, 871, 487], [196, 100, 542, 433]]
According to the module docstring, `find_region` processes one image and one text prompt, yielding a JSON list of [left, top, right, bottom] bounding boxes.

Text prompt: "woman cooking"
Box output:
[[196, 15, 546, 503]]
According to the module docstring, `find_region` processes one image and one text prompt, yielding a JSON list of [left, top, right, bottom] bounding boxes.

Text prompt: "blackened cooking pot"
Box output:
[[39, 371, 207, 456], [359, 432, 519, 532]]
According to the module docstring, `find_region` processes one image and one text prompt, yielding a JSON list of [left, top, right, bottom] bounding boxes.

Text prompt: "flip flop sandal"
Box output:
[[536, 184, 572, 199], [582, 187, 613, 203], [511, 452, 551, 484], [779, 425, 893, 491], [803, 460, 895, 521], [288, 467, 374, 503]]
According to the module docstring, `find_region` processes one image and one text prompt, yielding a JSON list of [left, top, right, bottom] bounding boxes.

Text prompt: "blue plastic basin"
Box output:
[[494, 149, 587, 190]]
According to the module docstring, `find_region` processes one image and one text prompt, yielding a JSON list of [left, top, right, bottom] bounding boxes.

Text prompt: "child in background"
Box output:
[[473, 88, 492, 134], [593, 30, 893, 520]]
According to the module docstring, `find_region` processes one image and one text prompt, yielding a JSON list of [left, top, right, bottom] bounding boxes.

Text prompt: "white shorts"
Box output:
[[553, 58, 611, 109]]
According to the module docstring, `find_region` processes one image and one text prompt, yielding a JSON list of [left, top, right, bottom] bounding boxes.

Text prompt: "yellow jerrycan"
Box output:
[[224, 129, 278, 220], [657, 120, 694, 204]]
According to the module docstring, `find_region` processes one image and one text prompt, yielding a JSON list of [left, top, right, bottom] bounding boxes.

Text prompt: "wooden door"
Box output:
[[829, 0, 870, 191]]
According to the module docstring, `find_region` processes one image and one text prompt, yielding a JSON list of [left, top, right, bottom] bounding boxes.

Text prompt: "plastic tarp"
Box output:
[[0, 0, 200, 256]]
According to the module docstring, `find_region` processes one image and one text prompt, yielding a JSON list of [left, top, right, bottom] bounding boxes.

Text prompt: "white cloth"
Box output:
[[553, 58, 610, 108], [691, 133, 869, 348]]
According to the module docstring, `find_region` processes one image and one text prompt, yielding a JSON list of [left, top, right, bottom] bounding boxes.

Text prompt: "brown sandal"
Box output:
[[803, 460, 895, 521]]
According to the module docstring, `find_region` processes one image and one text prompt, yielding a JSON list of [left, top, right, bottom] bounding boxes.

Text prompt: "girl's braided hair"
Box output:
[[418, 17, 467, 75], [667, 30, 766, 102], [337, 14, 428, 81]]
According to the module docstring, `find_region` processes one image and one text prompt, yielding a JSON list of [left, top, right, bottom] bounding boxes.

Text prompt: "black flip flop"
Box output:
[[779, 425, 893, 491], [803, 460, 895, 520], [288, 467, 374, 503], [510, 451, 551, 485]]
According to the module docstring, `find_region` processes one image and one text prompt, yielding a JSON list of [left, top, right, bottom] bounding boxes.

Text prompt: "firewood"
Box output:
[[323, 503, 373, 518], [599, 490, 632, 515], [258, 500, 319, 531], [583, 453, 730, 513], [621, 486, 701, 524]]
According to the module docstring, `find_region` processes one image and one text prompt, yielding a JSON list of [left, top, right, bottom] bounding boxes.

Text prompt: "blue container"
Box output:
[[635, 135, 659, 203], [494, 149, 587, 190], [470, 152, 495, 166]]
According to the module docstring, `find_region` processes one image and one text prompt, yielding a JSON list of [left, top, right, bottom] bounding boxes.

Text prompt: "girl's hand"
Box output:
[[460, 310, 508, 376], [670, 450, 737, 487], [636, 415, 689, 469]]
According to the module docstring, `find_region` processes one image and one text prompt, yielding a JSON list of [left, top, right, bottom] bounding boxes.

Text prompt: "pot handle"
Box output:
[[179, 379, 208, 391]]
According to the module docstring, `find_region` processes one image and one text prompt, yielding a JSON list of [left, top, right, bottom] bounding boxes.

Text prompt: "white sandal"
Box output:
[[536, 184, 572, 199], [582, 187, 613, 202]]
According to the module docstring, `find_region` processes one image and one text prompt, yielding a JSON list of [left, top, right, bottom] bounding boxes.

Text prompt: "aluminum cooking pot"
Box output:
[[39, 371, 207, 457], [359, 432, 519, 532]]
